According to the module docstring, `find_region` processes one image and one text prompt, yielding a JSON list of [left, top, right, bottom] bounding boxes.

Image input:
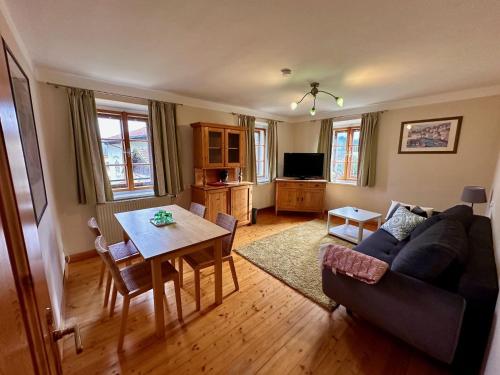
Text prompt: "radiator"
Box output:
[[96, 195, 173, 244]]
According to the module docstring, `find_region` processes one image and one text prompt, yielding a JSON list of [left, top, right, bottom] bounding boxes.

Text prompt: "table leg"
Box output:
[[326, 213, 331, 232], [357, 222, 364, 244], [377, 217, 382, 229], [214, 238, 223, 305], [151, 258, 165, 338]]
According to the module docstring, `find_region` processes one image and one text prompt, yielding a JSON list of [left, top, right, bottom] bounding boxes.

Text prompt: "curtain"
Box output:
[[148, 100, 184, 196], [357, 112, 381, 187], [267, 120, 279, 181], [67, 88, 113, 204], [238, 114, 257, 183], [317, 118, 334, 181]]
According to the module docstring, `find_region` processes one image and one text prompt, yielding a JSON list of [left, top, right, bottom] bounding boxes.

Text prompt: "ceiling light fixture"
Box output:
[[290, 82, 343, 115], [281, 68, 292, 77]]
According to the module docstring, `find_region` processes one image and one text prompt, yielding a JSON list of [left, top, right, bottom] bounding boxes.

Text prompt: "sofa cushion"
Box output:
[[439, 205, 473, 229], [381, 206, 427, 241], [391, 219, 468, 283], [410, 214, 442, 240], [354, 228, 407, 265]]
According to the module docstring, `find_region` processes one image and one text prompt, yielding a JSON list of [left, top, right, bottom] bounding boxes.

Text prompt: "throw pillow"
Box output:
[[385, 200, 433, 220], [410, 214, 442, 240], [381, 206, 427, 241], [391, 219, 468, 283], [411, 206, 429, 218]]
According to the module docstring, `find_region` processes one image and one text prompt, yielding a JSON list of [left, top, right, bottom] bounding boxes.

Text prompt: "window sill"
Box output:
[[257, 179, 271, 185], [329, 180, 358, 186], [113, 189, 155, 201]]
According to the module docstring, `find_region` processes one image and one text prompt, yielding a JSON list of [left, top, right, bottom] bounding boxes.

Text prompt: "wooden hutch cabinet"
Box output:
[[191, 122, 252, 226], [275, 178, 326, 215]]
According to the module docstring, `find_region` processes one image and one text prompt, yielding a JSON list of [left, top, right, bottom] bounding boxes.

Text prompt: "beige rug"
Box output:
[[235, 219, 354, 310]]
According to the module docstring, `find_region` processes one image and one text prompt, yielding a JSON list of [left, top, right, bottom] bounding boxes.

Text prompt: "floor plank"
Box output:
[[61, 208, 450, 374]]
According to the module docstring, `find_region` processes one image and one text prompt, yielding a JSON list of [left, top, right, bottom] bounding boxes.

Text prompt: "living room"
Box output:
[[0, 1, 499, 374]]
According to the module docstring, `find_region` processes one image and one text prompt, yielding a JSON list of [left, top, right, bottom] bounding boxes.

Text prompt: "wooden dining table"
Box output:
[[114, 204, 230, 338]]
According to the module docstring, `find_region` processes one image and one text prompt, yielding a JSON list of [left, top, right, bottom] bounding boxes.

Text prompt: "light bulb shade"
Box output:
[[310, 107, 316, 116], [336, 96, 344, 107], [461, 186, 487, 204], [290, 102, 298, 110]]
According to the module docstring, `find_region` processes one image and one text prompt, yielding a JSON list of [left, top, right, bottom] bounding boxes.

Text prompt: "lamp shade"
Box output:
[[461, 186, 487, 204]]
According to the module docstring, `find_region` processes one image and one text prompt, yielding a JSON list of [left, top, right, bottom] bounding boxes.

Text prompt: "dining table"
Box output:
[[114, 204, 230, 338]]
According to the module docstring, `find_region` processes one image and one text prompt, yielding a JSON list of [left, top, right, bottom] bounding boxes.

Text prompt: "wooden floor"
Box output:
[[61, 209, 450, 374]]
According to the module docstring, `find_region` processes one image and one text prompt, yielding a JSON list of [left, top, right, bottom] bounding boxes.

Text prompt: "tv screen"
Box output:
[[283, 153, 324, 179]]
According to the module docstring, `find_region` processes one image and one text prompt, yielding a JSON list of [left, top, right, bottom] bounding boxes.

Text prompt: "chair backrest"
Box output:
[[190, 202, 206, 218], [94, 236, 128, 295], [88, 217, 102, 237], [215, 213, 238, 256]]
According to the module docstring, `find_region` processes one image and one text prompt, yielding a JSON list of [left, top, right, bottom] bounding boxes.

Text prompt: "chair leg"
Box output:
[[194, 269, 201, 311], [109, 285, 118, 318], [163, 292, 169, 312], [173, 276, 183, 321], [179, 258, 184, 288], [117, 295, 130, 352], [104, 271, 112, 307], [98, 261, 106, 287], [228, 257, 239, 291], [170, 258, 176, 268]]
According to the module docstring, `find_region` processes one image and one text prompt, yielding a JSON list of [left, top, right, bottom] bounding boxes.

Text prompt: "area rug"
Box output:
[[234, 219, 354, 310]]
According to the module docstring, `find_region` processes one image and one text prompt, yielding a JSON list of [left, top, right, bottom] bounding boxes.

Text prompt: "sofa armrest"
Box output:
[[322, 268, 466, 363]]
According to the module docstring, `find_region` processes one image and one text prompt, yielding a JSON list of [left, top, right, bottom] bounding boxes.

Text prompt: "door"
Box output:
[[277, 187, 301, 211], [206, 189, 228, 222], [0, 40, 80, 374], [301, 189, 325, 212], [230, 185, 252, 225], [204, 127, 225, 168], [225, 129, 244, 168]]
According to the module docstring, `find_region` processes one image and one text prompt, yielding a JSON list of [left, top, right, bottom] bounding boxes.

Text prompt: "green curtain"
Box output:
[[357, 112, 381, 187], [238, 114, 257, 183], [148, 100, 184, 196], [317, 118, 333, 181], [67, 88, 113, 204], [267, 120, 279, 181]]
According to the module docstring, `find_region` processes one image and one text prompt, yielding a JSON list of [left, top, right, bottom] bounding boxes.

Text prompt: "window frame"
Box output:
[[97, 109, 153, 192], [254, 126, 268, 183], [331, 126, 361, 183]]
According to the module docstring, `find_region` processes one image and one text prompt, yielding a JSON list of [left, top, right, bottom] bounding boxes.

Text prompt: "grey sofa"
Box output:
[[322, 205, 498, 374]]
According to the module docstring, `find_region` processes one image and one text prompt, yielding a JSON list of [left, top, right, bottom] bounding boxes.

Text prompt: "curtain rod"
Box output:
[[45, 81, 183, 106], [230, 112, 284, 123]]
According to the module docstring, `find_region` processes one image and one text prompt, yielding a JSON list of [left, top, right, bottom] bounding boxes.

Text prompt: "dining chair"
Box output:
[[95, 235, 182, 351], [189, 202, 206, 218], [87, 217, 141, 307], [178, 212, 238, 311]]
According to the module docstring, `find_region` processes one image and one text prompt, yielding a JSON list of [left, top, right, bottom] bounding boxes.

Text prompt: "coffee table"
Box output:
[[327, 206, 382, 244]]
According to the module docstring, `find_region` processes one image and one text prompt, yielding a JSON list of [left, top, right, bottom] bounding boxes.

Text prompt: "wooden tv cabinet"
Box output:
[[275, 178, 327, 215]]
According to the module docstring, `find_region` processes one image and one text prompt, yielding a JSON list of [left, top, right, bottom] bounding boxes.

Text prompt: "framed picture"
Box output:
[[3, 40, 47, 225], [398, 116, 463, 154]]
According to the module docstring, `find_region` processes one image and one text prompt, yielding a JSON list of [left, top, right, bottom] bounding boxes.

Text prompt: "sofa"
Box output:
[[321, 205, 498, 374]]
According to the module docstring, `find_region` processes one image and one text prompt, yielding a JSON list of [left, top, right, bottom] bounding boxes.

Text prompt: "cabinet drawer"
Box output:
[[277, 181, 325, 189]]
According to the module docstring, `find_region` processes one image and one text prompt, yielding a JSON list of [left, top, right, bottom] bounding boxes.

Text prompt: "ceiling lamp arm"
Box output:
[[296, 91, 311, 104], [318, 90, 340, 100]]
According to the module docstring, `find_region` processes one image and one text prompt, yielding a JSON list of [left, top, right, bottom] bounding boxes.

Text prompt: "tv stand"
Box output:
[[275, 178, 327, 215]]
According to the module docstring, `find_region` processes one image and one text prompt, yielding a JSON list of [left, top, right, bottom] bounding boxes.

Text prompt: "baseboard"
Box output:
[[65, 248, 98, 263]]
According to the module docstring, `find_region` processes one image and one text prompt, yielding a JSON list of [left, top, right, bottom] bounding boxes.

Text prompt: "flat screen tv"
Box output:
[[283, 153, 324, 179]]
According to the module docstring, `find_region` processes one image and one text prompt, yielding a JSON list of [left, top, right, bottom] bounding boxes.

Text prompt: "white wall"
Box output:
[[0, 6, 64, 325], [483, 149, 500, 374], [292, 95, 500, 216], [37, 83, 295, 255]]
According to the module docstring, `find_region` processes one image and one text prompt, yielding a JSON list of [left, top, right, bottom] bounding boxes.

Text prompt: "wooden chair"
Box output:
[[189, 202, 206, 218], [95, 235, 182, 351], [179, 213, 238, 311], [87, 217, 141, 307]]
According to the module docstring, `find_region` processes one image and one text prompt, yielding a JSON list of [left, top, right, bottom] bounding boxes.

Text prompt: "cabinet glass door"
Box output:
[[207, 128, 224, 166], [226, 130, 242, 167]]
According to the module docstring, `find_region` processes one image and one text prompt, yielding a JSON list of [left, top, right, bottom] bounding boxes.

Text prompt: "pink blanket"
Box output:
[[320, 243, 389, 284]]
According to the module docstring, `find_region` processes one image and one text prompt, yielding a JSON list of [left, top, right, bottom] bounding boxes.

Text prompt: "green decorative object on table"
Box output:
[[150, 209, 175, 227]]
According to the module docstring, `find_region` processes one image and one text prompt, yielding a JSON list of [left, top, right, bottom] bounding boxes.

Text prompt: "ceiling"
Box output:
[[5, 0, 500, 119]]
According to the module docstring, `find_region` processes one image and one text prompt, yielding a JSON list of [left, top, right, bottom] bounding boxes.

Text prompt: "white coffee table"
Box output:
[[327, 207, 382, 244]]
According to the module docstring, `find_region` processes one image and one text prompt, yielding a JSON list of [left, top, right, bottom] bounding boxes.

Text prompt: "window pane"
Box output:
[[254, 131, 260, 145], [102, 140, 125, 165], [132, 164, 152, 187], [351, 146, 359, 177], [130, 141, 151, 164], [258, 145, 265, 162], [106, 165, 127, 187], [98, 116, 122, 139], [128, 118, 148, 140], [352, 130, 360, 146], [334, 162, 346, 179], [335, 131, 347, 147]]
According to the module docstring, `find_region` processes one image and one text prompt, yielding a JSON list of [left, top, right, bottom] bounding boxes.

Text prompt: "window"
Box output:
[[331, 126, 361, 183], [97, 110, 153, 192], [254, 127, 267, 182]]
